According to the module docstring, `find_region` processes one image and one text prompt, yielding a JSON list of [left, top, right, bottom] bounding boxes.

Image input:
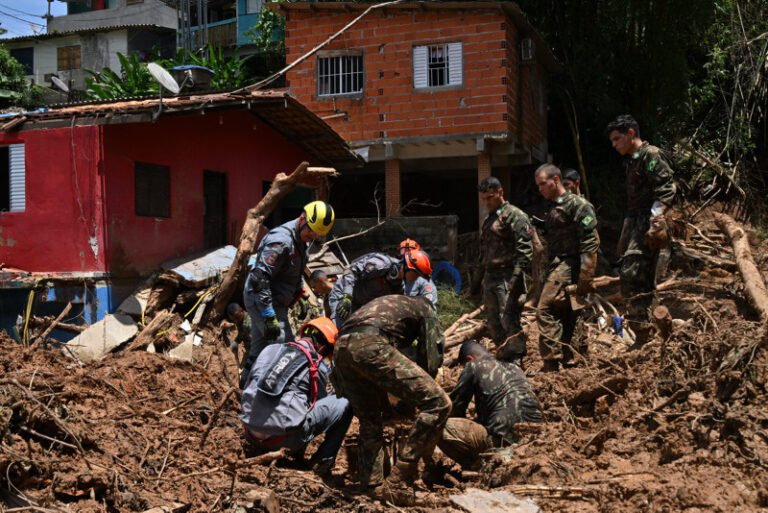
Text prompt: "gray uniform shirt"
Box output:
[[240, 338, 328, 435], [328, 252, 404, 320], [244, 219, 309, 314], [405, 276, 438, 310]]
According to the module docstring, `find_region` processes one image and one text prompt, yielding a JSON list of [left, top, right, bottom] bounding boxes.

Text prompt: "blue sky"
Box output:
[[0, 0, 67, 38]]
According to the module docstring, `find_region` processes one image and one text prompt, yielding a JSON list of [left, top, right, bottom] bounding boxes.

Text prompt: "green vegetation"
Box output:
[[436, 284, 481, 331], [0, 45, 44, 110]]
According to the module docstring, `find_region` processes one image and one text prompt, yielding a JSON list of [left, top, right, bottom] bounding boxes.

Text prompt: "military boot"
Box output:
[[371, 459, 418, 506]]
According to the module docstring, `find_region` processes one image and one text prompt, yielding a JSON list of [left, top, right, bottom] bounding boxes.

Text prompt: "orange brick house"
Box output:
[[269, 1, 559, 232]]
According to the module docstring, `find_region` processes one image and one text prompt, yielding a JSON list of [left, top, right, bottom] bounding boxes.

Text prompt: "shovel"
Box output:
[[564, 284, 588, 311]]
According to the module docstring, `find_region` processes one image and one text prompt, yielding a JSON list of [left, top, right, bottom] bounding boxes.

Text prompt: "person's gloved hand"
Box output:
[[296, 293, 310, 320], [644, 215, 669, 251], [336, 294, 353, 320], [264, 315, 281, 342]]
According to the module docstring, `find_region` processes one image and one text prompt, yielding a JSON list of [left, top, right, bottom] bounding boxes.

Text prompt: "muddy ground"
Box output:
[[1, 211, 768, 512]]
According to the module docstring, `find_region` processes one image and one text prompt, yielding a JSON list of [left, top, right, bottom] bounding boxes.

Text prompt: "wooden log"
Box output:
[[568, 376, 629, 406], [208, 163, 339, 322], [444, 306, 484, 338], [652, 305, 673, 339], [714, 212, 768, 321], [445, 322, 488, 350], [27, 315, 85, 334], [125, 311, 177, 351], [673, 242, 736, 271]]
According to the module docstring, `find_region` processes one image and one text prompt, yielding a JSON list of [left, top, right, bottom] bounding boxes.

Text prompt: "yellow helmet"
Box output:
[[303, 201, 335, 236]]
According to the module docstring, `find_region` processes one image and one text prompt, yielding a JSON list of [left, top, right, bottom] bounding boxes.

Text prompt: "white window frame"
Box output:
[[316, 51, 364, 98], [413, 42, 463, 89]]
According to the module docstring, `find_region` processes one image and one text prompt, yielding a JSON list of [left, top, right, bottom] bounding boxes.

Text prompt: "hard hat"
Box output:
[[398, 238, 421, 255], [404, 249, 432, 278], [303, 201, 335, 236], [300, 317, 339, 346]]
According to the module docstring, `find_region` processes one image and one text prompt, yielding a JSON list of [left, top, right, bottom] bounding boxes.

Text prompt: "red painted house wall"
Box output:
[[284, 8, 548, 147], [0, 125, 107, 273], [102, 109, 316, 276]]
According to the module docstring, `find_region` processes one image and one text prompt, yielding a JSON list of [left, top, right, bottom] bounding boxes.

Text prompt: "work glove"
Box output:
[[336, 294, 353, 320], [263, 315, 281, 342], [576, 253, 597, 295], [295, 292, 311, 321], [644, 215, 669, 251]]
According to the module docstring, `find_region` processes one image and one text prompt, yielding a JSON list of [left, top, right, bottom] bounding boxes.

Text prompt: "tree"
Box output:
[[0, 44, 43, 110]]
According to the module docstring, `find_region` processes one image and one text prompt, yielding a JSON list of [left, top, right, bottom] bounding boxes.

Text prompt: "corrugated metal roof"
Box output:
[[0, 90, 362, 168], [269, 1, 561, 73], [0, 24, 174, 43]]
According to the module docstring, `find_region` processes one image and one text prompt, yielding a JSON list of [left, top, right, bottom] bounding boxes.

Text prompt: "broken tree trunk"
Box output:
[[714, 212, 768, 321], [444, 306, 484, 338], [208, 163, 339, 322], [126, 311, 177, 352], [445, 322, 488, 350]]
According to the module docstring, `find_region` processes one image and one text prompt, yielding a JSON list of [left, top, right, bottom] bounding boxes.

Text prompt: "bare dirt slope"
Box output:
[[1, 210, 767, 512]]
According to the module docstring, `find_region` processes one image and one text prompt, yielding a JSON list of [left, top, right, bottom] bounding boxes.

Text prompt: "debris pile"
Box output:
[[1, 204, 768, 512]]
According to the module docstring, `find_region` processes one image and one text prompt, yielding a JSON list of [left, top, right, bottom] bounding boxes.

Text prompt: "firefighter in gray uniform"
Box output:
[[328, 249, 433, 327], [399, 239, 438, 310], [241, 201, 334, 387]]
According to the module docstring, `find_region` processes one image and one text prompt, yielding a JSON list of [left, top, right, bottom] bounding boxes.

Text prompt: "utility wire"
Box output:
[[0, 2, 45, 19], [0, 10, 45, 27]]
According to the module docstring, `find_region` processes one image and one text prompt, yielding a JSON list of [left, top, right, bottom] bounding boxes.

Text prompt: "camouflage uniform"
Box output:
[[328, 252, 404, 327], [537, 191, 599, 362], [405, 276, 438, 311], [620, 142, 676, 329], [332, 295, 450, 486], [446, 354, 542, 446], [479, 201, 533, 357]]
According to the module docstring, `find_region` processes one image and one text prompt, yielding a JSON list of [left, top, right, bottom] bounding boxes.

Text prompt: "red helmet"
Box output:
[[404, 249, 432, 278], [398, 238, 421, 255]]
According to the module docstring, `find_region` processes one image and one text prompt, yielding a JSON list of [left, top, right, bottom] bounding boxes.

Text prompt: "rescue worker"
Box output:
[[607, 115, 676, 344], [328, 249, 432, 327], [308, 269, 333, 317], [472, 177, 533, 367], [562, 168, 582, 196], [535, 164, 600, 372], [241, 201, 335, 386], [240, 317, 352, 475], [398, 239, 438, 310], [439, 340, 543, 469], [333, 295, 449, 506]]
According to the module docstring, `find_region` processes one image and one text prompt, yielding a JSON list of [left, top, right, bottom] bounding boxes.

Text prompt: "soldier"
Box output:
[[535, 164, 599, 372], [607, 115, 676, 344], [562, 168, 582, 196], [398, 239, 438, 310], [241, 317, 352, 475], [472, 177, 533, 367], [241, 201, 335, 386], [333, 295, 449, 506], [328, 249, 432, 327], [438, 340, 543, 469]]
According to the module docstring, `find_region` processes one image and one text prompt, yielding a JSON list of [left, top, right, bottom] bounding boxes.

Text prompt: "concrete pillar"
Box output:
[[477, 151, 491, 229], [385, 158, 401, 218]]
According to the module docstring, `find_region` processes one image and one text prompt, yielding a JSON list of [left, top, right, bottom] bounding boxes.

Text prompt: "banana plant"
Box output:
[[85, 52, 159, 99]]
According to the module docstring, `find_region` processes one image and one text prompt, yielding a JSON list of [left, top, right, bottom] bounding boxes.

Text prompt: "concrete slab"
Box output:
[[161, 245, 237, 287], [168, 333, 195, 362], [65, 313, 138, 363], [450, 488, 540, 513]]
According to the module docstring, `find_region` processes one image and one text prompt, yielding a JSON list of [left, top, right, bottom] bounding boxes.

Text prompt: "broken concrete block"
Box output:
[[235, 488, 280, 513], [168, 333, 195, 362], [65, 313, 138, 363], [116, 275, 157, 317], [162, 245, 237, 287], [450, 488, 540, 513]]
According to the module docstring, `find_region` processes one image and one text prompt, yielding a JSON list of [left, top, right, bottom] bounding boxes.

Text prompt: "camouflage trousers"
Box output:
[[483, 268, 526, 355], [332, 330, 451, 486], [536, 258, 578, 361], [619, 215, 658, 329], [437, 418, 490, 470]]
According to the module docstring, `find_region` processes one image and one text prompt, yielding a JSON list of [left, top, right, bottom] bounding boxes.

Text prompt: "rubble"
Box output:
[[1, 203, 767, 512]]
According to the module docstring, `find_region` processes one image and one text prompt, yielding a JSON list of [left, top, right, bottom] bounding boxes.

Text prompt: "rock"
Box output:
[[450, 488, 540, 513], [237, 488, 280, 513]]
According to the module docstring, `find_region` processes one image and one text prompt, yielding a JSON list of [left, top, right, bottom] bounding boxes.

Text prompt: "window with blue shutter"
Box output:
[[1, 144, 25, 213]]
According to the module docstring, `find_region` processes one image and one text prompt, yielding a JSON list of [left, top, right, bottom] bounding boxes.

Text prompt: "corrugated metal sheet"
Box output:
[[8, 144, 25, 212]]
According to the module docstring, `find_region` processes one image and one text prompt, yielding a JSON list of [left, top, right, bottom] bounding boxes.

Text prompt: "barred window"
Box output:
[[317, 54, 364, 97], [414, 42, 463, 89], [428, 44, 448, 87]]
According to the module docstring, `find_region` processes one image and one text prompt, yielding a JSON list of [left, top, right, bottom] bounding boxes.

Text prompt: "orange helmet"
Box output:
[[404, 249, 432, 278], [398, 238, 421, 255], [300, 317, 339, 346]]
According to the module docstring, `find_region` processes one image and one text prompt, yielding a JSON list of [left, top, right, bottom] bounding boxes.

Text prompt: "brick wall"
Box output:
[[284, 8, 547, 144]]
